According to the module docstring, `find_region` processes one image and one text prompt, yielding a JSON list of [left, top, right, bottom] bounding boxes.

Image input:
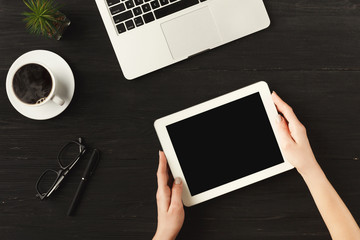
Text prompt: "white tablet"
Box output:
[[154, 81, 294, 206]]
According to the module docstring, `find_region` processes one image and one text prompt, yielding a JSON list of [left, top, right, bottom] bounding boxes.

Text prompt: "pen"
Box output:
[[67, 149, 100, 216]]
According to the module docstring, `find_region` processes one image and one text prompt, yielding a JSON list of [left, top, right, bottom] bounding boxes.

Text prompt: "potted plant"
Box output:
[[23, 0, 71, 40]]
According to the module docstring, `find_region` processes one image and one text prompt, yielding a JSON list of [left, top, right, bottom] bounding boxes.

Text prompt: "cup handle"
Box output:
[[52, 95, 65, 106]]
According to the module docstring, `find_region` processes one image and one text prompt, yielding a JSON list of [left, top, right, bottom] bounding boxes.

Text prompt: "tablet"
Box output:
[[154, 81, 293, 206]]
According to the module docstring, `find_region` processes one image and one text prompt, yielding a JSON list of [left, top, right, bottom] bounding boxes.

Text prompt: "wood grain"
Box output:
[[0, 0, 359, 239]]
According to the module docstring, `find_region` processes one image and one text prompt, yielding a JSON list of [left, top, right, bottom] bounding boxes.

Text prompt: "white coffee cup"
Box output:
[[11, 62, 65, 107]]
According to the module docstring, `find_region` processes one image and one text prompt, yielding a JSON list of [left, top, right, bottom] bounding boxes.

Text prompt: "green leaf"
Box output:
[[23, 0, 35, 12], [23, 0, 65, 37]]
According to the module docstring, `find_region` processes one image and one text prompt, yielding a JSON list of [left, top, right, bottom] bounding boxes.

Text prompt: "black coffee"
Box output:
[[13, 64, 53, 104]]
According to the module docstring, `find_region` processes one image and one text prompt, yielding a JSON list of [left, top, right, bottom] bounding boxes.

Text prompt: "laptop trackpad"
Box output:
[[161, 7, 221, 60]]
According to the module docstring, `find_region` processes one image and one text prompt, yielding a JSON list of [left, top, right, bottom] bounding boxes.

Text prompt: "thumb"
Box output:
[[170, 178, 183, 208]]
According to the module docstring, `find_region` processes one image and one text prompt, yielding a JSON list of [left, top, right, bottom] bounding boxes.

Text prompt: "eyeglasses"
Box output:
[[35, 138, 86, 200]]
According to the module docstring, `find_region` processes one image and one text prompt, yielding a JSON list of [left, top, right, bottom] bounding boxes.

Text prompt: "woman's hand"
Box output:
[[272, 91, 319, 176], [153, 151, 185, 240], [272, 92, 360, 239]]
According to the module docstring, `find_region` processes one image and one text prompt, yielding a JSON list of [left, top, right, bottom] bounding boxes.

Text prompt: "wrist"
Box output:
[[295, 155, 320, 176], [153, 231, 176, 240], [298, 161, 324, 182]]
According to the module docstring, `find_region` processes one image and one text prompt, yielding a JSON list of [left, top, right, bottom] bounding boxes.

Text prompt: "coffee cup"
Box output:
[[11, 62, 64, 107]]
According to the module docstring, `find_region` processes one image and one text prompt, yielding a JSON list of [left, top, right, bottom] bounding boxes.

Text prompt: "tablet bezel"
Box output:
[[154, 81, 294, 206]]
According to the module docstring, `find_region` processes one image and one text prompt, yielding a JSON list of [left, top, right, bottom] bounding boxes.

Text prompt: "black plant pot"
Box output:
[[48, 11, 71, 40]]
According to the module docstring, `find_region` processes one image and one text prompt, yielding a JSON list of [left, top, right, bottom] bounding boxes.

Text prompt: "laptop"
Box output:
[[95, 0, 270, 80]]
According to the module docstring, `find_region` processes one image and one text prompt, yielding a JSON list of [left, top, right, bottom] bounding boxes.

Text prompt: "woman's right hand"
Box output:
[[272, 91, 319, 176]]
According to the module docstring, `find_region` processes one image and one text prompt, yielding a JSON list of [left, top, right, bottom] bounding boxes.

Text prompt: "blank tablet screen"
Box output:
[[166, 92, 284, 196]]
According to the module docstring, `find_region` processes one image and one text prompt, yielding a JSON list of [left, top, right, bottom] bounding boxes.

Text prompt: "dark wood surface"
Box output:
[[1, 0, 359, 239]]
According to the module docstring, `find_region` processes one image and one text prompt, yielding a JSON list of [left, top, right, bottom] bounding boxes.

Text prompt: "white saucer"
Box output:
[[6, 50, 75, 120]]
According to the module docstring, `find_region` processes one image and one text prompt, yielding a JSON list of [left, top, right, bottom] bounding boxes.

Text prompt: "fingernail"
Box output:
[[276, 114, 282, 123], [175, 177, 182, 185]]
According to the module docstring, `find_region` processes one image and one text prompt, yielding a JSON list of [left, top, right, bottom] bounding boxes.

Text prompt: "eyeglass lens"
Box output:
[[58, 142, 83, 168], [37, 170, 59, 195]]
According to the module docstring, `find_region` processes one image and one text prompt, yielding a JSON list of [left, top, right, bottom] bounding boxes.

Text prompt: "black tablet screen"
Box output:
[[166, 92, 284, 196]]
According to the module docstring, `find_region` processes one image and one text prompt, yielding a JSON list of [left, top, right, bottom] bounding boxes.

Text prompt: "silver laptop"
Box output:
[[95, 0, 270, 80]]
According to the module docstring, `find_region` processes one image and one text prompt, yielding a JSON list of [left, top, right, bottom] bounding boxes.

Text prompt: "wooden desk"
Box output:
[[0, 0, 359, 239]]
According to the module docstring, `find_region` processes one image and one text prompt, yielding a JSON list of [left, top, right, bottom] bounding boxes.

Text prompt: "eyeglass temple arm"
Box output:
[[47, 175, 65, 197], [78, 137, 85, 153], [41, 138, 86, 199], [47, 149, 84, 198]]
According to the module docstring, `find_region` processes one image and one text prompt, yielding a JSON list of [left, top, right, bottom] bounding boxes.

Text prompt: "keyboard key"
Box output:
[[134, 0, 143, 5], [134, 16, 144, 27], [150, 0, 160, 9], [154, 0, 198, 19], [107, 0, 120, 6], [110, 3, 126, 15], [143, 12, 155, 23], [141, 3, 151, 12], [116, 23, 126, 33], [113, 10, 133, 23], [160, 0, 169, 6], [125, 20, 135, 30], [125, 0, 135, 9], [133, 7, 142, 16]]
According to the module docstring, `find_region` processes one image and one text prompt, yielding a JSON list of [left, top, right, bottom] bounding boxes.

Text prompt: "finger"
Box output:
[[156, 151, 171, 210], [275, 114, 295, 147], [157, 151, 169, 189], [272, 92, 301, 126], [156, 187, 171, 212], [169, 178, 184, 211], [272, 92, 307, 143]]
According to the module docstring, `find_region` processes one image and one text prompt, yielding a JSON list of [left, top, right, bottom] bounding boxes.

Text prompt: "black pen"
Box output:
[[67, 149, 100, 216]]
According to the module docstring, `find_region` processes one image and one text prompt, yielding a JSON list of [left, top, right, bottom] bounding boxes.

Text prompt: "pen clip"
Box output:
[[82, 149, 100, 180], [89, 149, 100, 177]]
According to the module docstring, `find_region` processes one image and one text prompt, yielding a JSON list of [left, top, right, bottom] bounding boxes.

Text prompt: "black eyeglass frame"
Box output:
[[35, 138, 86, 200]]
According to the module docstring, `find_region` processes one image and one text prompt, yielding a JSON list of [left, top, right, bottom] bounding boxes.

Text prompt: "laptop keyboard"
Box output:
[[106, 0, 206, 34]]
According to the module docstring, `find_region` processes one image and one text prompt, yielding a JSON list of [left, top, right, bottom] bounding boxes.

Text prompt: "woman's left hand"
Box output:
[[153, 151, 185, 240]]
